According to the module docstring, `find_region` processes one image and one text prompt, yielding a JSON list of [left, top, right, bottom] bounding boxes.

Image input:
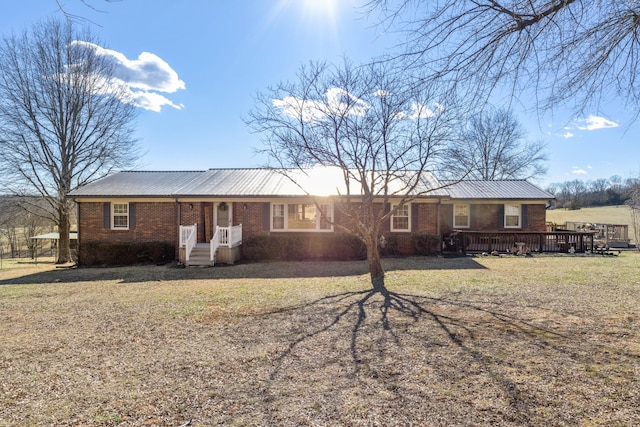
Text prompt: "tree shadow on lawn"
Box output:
[[0, 256, 487, 285], [250, 285, 639, 426]]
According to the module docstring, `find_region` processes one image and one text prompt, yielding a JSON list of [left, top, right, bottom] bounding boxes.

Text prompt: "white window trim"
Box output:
[[390, 203, 411, 232], [111, 202, 130, 230], [504, 203, 521, 229], [453, 204, 470, 228], [271, 202, 334, 232]]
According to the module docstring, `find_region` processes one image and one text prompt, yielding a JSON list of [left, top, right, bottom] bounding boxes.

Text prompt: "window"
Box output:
[[272, 204, 285, 230], [318, 204, 332, 230], [504, 204, 521, 228], [288, 204, 316, 230], [271, 202, 333, 232], [453, 204, 470, 228], [112, 202, 129, 230], [391, 204, 410, 232]]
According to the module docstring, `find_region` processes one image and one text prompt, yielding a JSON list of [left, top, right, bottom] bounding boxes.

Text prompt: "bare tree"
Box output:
[[560, 179, 587, 210], [0, 196, 53, 258], [443, 107, 547, 181], [0, 205, 20, 258], [0, 19, 139, 263], [626, 175, 640, 248], [247, 60, 463, 290], [367, 0, 640, 115]]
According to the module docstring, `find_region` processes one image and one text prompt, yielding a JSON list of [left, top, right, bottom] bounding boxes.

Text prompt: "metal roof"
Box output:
[[68, 170, 552, 200], [68, 168, 449, 198], [441, 180, 554, 200], [68, 171, 206, 197]]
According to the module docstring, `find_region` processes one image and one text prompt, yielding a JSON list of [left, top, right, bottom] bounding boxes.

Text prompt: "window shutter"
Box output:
[[411, 204, 419, 232], [498, 204, 505, 228], [263, 203, 271, 231], [470, 204, 477, 228], [129, 203, 136, 229], [522, 205, 528, 228], [383, 203, 391, 232], [103, 203, 110, 229]]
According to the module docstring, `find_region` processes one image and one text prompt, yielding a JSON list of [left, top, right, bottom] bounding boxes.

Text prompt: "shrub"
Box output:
[[379, 235, 400, 256], [78, 241, 175, 266], [411, 233, 440, 256], [242, 234, 366, 261]]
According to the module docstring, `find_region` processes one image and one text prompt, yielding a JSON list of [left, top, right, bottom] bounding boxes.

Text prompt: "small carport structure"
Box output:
[[30, 232, 78, 261]]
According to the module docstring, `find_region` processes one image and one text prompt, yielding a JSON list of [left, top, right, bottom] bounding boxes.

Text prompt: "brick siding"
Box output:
[[78, 200, 548, 262], [78, 202, 178, 245], [440, 203, 548, 235]]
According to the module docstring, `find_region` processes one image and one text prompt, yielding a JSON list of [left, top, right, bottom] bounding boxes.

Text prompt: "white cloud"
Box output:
[[571, 167, 588, 175], [272, 96, 327, 122], [273, 88, 370, 122], [409, 102, 444, 119], [373, 89, 390, 97], [575, 115, 619, 131], [560, 131, 574, 139], [70, 41, 185, 112], [273, 88, 445, 123]]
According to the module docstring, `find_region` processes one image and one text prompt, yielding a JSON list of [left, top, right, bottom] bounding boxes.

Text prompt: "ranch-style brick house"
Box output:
[[68, 168, 555, 266]]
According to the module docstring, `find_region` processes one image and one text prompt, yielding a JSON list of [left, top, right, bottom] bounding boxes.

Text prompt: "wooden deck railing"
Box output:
[[444, 231, 596, 254]]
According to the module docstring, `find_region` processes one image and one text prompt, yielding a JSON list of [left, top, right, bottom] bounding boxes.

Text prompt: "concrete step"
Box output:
[[186, 247, 215, 267]]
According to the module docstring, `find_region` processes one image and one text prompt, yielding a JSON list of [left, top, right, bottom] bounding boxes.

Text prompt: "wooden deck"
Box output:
[[443, 231, 596, 254]]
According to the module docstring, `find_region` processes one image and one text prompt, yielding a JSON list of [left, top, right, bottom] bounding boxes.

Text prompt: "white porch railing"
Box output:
[[179, 223, 242, 265], [210, 227, 220, 263], [216, 224, 242, 248], [179, 223, 197, 261]]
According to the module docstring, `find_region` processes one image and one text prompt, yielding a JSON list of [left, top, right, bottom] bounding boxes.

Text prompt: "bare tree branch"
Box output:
[[366, 0, 640, 117]]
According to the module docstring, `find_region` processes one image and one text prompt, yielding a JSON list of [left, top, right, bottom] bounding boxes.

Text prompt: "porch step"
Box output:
[[186, 245, 215, 267]]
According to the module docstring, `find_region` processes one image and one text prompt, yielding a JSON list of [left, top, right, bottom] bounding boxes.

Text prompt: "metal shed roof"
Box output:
[[31, 232, 78, 240]]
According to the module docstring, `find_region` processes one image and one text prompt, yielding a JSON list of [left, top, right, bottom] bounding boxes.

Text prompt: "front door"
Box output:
[[216, 202, 230, 228], [203, 202, 214, 243]]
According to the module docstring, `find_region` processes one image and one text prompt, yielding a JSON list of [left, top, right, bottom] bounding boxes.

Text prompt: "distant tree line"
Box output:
[[546, 175, 640, 210], [0, 196, 59, 259]]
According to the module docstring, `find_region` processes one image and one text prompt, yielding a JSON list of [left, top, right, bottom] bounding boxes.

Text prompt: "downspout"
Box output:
[[176, 198, 181, 258], [74, 198, 79, 263], [436, 199, 441, 236], [436, 199, 442, 252]]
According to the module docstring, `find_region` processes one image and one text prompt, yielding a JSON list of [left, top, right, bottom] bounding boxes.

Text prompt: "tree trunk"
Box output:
[[57, 206, 72, 264], [366, 239, 386, 292]]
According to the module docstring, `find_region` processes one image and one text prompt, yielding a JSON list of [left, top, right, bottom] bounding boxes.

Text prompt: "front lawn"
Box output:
[[0, 254, 638, 426]]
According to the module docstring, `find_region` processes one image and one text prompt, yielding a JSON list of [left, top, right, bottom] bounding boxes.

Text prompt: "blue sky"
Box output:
[[2, 0, 638, 187]]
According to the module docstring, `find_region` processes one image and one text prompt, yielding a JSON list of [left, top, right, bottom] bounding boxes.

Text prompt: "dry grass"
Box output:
[[1, 254, 639, 426]]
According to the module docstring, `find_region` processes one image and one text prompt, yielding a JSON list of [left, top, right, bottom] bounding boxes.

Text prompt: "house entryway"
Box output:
[[203, 202, 231, 243], [179, 201, 243, 267]]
